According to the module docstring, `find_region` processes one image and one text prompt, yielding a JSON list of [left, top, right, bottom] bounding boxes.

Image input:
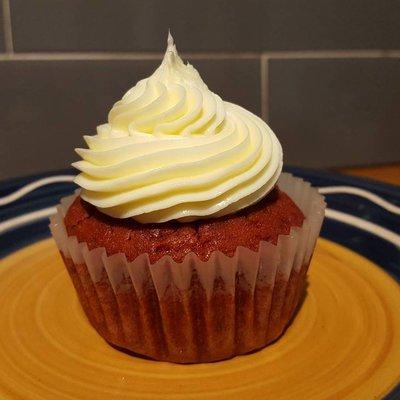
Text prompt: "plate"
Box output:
[[0, 167, 399, 399]]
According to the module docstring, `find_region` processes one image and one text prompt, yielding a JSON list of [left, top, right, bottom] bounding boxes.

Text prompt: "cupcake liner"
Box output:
[[49, 173, 326, 363]]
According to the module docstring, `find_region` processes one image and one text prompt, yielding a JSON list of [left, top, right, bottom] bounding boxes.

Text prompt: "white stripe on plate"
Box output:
[[1, 178, 398, 216], [0, 206, 57, 234], [318, 186, 400, 215], [0, 176, 399, 247], [0, 205, 399, 248], [0, 175, 75, 206], [325, 208, 400, 247]]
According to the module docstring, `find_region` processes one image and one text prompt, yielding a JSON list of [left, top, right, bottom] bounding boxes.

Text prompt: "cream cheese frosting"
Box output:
[[73, 33, 283, 223]]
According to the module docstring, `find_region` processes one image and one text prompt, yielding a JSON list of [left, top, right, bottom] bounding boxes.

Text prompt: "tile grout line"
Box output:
[[2, 0, 13, 53], [260, 55, 269, 122], [0, 52, 164, 61], [261, 49, 400, 59], [0, 49, 400, 61], [0, 51, 261, 61]]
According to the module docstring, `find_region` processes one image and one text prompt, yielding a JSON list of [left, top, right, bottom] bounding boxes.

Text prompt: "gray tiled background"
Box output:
[[1, 0, 400, 179]]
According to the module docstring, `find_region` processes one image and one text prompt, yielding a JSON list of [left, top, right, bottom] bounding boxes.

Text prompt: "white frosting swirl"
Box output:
[[73, 34, 283, 223]]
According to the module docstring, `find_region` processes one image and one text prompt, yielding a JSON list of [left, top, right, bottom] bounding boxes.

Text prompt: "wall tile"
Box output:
[[0, 58, 260, 179], [268, 58, 400, 168], [261, 1, 400, 51], [11, 0, 400, 52], [194, 58, 260, 115], [11, 0, 263, 52], [0, 5, 5, 52]]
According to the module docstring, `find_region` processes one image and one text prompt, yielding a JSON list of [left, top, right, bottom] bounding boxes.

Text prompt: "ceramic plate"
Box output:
[[0, 167, 399, 400]]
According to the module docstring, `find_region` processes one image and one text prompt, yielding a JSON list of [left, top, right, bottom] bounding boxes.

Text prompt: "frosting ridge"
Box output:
[[73, 33, 283, 222]]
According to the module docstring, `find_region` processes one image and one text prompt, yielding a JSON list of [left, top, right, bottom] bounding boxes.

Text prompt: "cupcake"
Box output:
[[50, 34, 325, 363]]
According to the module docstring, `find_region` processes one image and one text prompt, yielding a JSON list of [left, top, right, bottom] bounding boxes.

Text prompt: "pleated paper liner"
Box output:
[[49, 173, 326, 363]]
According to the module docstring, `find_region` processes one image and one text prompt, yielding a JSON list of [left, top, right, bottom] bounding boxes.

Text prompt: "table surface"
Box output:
[[337, 163, 400, 186]]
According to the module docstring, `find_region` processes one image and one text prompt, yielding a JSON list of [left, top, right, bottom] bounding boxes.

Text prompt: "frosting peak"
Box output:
[[73, 34, 283, 223], [107, 33, 223, 137], [156, 32, 204, 85]]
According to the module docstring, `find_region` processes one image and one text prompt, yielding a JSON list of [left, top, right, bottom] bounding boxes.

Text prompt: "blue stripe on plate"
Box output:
[[321, 219, 400, 280], [1, 166, 398, 267], [288, 166, 400, 205], [0, 184, 75, 222], [322, 193, 399, 233], [2, 167, 399, 242]]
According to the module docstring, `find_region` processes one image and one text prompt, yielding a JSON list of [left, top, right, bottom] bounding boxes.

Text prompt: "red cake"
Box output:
[[59, 187, 312, 363], [64, 188, 304, 263]]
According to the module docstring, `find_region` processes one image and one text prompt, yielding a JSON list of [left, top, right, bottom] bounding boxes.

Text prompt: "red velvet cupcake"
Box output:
[[50, 34, 325, 363]]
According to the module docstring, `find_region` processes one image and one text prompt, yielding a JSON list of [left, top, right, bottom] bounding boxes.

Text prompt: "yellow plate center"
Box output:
[[0, 238, 399, 399]]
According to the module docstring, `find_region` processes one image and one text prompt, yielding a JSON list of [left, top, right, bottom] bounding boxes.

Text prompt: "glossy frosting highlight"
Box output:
[[73, 34, 282, 222]]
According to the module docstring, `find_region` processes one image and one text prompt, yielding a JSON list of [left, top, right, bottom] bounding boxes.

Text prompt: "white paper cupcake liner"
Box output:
[[49, 173, 326, 363]]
